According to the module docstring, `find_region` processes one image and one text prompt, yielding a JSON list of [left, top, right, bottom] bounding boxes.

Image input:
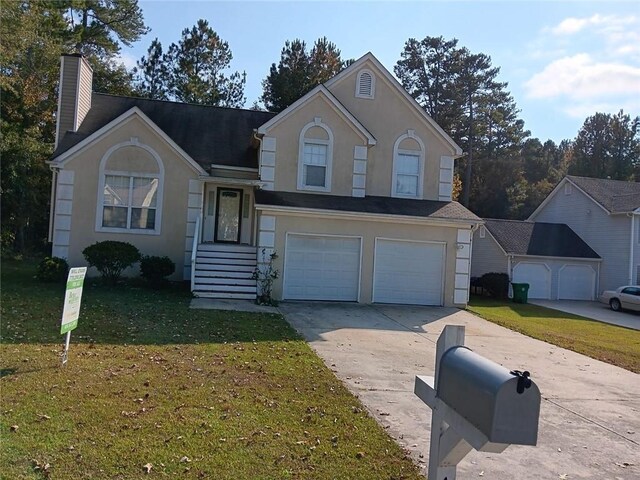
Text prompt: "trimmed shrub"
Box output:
[[478, 272, 510, 299], [140, 255, 175, 289], [36, 256, 69, 283], [82, 241, 141, 284]]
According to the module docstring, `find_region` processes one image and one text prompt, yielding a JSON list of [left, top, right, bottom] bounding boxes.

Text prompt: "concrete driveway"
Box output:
[[279, 302, 640, 479], [531, 299, 640, 331]]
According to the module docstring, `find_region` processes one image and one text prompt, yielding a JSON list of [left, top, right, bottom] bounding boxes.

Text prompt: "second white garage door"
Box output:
[[284, 234, 361, 301], [512, 262, 551, 299], [558, 264, 596, 300], [373, 239, 445, 306]]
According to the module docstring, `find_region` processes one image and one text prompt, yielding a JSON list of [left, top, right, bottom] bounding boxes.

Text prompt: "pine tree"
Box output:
[[261, 37, 347, 112], [134, 38, 169, 100], [165, 19, 246, 106]]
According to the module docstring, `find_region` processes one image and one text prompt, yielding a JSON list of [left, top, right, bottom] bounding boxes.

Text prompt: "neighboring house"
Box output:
[[472, 219, 601, 300], [529, 175, 640, 292], [48, 52, 481, 306]]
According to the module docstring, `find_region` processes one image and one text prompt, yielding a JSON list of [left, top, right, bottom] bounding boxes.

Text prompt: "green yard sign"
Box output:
[[60, 267, 87, 365], [60, 267, 87, 334]]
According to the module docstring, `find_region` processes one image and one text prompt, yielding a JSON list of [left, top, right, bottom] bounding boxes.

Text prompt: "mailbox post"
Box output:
[[415, 325, 540, 480]]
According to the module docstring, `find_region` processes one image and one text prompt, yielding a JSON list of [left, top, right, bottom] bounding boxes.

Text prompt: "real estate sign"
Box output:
[[60, 267, 87, 334]]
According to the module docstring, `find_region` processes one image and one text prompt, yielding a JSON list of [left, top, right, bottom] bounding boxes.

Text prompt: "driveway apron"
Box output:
[[279, 302, 640, 479]]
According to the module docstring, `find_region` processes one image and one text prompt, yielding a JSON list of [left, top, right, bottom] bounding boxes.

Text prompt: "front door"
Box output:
[[214, 188, 242, 243]]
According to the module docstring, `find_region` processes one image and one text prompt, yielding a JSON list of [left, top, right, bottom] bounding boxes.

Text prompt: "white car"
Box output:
[[599, 286, 640, 312]]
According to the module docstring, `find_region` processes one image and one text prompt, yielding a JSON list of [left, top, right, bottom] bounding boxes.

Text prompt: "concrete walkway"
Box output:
[[279, 302, 640, 480], [531, 299, 640, 331]]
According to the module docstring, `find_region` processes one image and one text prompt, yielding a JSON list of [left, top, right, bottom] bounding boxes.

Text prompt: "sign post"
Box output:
[[60, 267, 87, 366]]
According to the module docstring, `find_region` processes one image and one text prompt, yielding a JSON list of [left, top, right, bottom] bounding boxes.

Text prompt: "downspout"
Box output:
[[630, 213, 636, 285], [252, 129, 263, 248], [48, 167, 59, 244], [507, 254, 513, 298]]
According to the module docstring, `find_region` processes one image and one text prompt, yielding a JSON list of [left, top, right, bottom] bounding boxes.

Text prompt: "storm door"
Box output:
[[214, 188, 243, 243]]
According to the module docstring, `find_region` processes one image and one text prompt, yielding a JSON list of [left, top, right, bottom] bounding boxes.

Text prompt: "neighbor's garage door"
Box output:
[[283, 234, 361, 301], [373, 239, 444, 306], [512, 262, 551, 299], [558, 264, 595, 300]]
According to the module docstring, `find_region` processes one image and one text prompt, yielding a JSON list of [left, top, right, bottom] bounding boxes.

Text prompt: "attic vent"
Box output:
[[356, 70, 375, 99], [479, 225, 486, 238], [564, 183, 572, 195]]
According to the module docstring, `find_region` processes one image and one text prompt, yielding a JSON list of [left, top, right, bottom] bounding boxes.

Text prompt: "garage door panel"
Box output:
[[512, 263, 550, 300], [558, 265, 595, 300], [284, 235, 360, 301], [374, 240, 444, 306]]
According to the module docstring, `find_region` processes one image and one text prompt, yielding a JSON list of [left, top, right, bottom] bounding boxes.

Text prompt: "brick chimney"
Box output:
[[55, 54, 93, 148]]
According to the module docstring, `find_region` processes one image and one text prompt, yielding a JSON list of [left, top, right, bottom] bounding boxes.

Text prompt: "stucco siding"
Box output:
[[260, 210, 467, 306], [58, 115, 200, 280], [267, 95, 368, 196], [532, 185, 629, 291], [327, 59, 457, 200], [471, 232, 508, 277]]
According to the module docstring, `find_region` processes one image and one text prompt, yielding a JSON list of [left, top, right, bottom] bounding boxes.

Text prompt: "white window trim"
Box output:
[[355, 69, 375, 99], [391, 130, 425, 199], [95, 139, 164, 235], [297, 118, 333, 192]]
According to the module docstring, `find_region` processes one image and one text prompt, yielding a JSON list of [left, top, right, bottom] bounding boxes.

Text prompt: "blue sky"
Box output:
[[120, 1, 640, 143]]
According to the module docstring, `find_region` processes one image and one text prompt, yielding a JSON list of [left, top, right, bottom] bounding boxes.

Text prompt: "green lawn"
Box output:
[[1, 260, 421, 479], [467, 296, 640, 373]]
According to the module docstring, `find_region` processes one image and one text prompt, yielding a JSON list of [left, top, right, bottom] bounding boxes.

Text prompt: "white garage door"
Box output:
[[373, 239, 444, 306], [558, 265, 595, 300], [512, 262, 551, 299], [284, 234, 361, 301]]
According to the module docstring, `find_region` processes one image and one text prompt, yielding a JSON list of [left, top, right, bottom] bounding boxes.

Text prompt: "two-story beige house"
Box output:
[[48, 52, 481, 306]]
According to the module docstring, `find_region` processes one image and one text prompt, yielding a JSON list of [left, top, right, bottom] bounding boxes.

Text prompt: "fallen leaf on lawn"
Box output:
[[38, 414, 51, 421], [356, 452, 365, 459], [180, 456, 191, 463], [559, 474, 568, 479], [142, 463, 152, 474], [10, 425, 18, 432], [479, 472, 484, 477]]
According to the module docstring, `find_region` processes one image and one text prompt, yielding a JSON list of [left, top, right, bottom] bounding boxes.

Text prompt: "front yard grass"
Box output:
[[1, 259, 421, 479], [467, 296, 640, 373]]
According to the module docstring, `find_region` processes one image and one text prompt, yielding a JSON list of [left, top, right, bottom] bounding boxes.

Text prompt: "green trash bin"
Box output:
[[511, 283, 530, 304]]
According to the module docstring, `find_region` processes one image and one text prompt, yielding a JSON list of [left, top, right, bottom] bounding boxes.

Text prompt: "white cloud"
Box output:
[[525, 54, 640, 100], [550, 14, 636, 36], [562, 98, 640, 119]]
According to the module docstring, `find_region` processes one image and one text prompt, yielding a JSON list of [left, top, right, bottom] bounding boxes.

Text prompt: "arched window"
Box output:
[[297, 118, 333, 192], [96, 138, 164, 234], [392, 130, 425, 198], [355, 69, 375, 99]]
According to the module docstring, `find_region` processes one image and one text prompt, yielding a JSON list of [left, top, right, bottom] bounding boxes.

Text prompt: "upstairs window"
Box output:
[[298, 118, 333, 192], [303, 142, 328, 187], [392, 130, 425, 198], [355, 69, 375, 99], [395, 152, 420, 196]]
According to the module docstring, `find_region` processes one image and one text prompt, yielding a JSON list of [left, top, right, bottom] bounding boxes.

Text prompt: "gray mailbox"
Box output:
[[438, 346, 540, 446], [414, 325, 541, 480]]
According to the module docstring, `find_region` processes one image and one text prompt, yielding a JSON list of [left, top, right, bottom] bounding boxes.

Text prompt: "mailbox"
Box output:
[[437, 346, 540, 446]]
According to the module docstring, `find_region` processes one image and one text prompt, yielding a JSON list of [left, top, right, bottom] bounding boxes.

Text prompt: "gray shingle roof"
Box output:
[[255, 190, 482, 222], [484, 219, 600, 259], [567, 175, 640, 213], [52, 93, 276, 170]]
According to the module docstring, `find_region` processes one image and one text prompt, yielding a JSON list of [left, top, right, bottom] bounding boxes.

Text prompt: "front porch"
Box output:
[[187, 176, 261, 299]]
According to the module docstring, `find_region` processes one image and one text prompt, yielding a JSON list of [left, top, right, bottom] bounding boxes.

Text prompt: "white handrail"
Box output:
[[190, 215, 201, 292]]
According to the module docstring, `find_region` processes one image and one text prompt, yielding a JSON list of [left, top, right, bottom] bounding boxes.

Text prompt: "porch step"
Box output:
[[192, 243, 258, 300], [198, 243, 257, 254], [193, 291, 257, 300]]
